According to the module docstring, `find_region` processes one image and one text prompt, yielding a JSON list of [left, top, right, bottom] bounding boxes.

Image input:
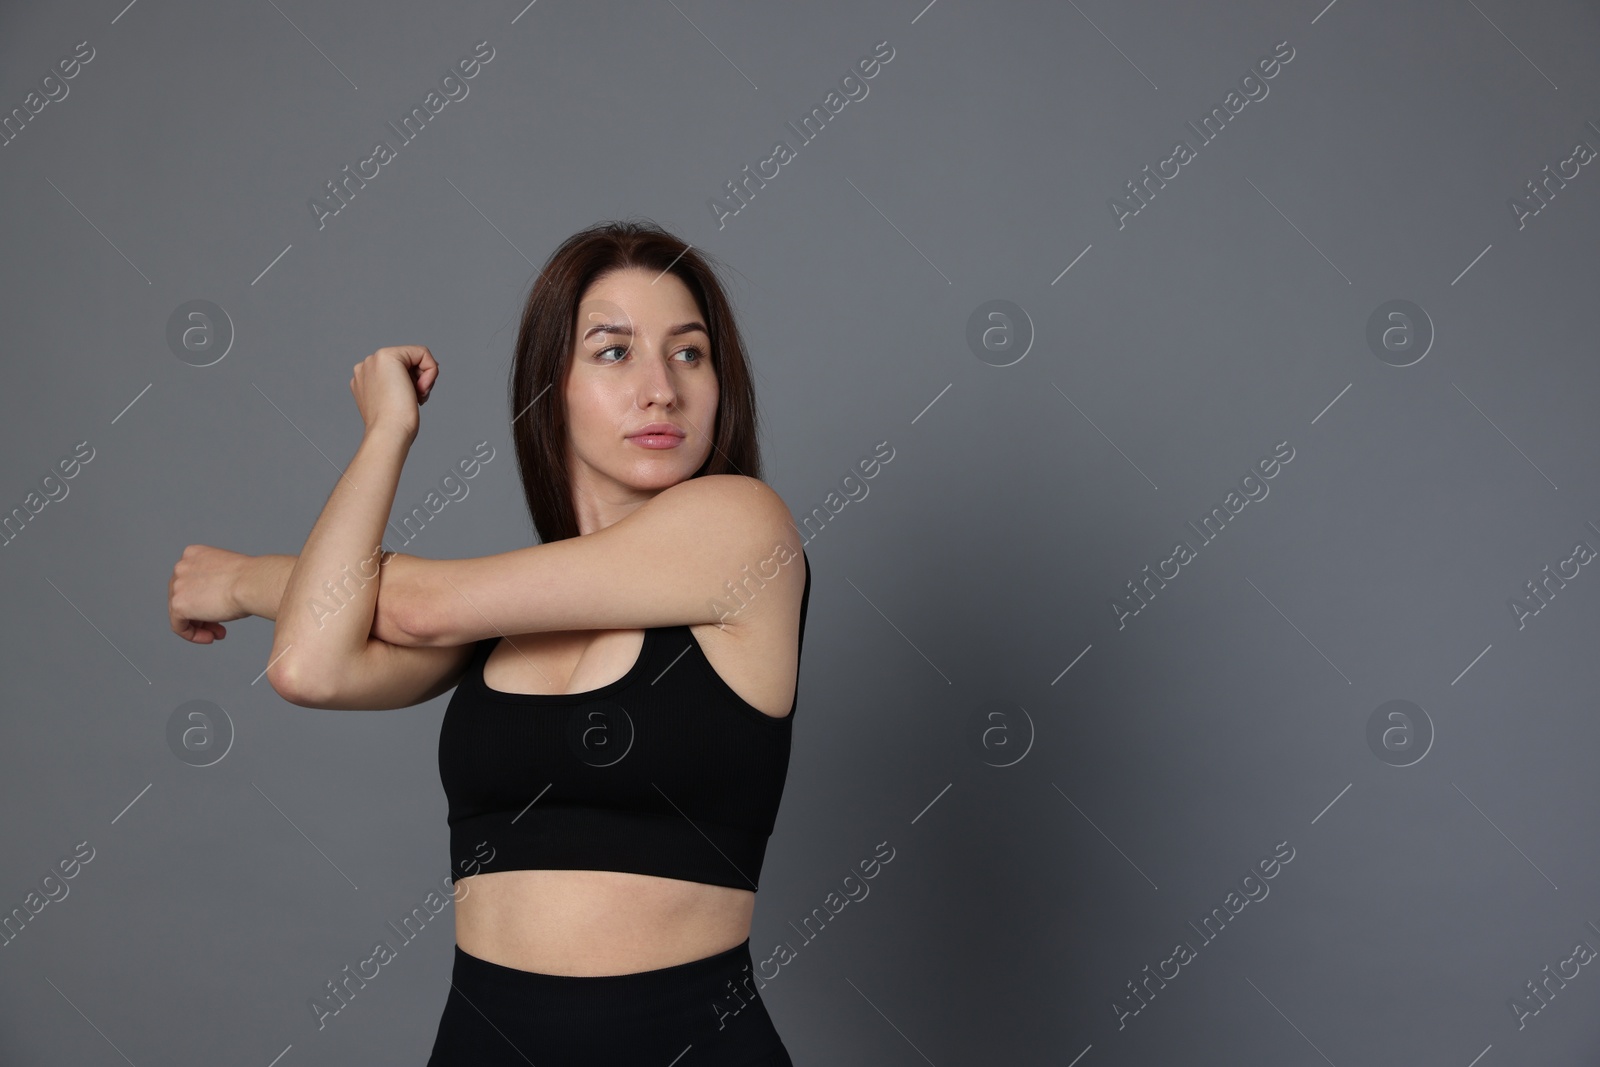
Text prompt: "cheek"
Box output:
[[564, 394, 613, 449], [699, 379, 720, 416], [566, 378, 620, 422]]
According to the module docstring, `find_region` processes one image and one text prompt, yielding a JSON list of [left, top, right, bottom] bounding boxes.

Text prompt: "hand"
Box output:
[[169, 544, 252, 643], [351, 345, 439, 441]]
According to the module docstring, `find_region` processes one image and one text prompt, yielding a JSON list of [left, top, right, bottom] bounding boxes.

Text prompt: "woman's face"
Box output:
[[564, 266, 719, 502]]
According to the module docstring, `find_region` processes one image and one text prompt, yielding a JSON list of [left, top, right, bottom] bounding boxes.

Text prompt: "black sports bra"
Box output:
[[438, 549, 810, 892]]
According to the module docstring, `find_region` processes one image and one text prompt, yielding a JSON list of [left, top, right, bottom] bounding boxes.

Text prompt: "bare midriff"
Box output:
[[453, 868, 755, 976]]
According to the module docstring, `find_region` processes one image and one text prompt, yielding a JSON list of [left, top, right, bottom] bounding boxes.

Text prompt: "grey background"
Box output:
[[3, 0, 1599, 1063]]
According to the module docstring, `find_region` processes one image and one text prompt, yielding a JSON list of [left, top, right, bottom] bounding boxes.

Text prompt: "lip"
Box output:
[[625, 424, 687, 439], [626, 423, 687, 450]]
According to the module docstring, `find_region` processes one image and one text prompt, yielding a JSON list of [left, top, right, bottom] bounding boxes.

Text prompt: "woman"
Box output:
[[167, 221, 811, 1064]]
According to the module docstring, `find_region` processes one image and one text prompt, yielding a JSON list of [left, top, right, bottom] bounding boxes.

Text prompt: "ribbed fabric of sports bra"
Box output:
[[438, 549, 811, 892]]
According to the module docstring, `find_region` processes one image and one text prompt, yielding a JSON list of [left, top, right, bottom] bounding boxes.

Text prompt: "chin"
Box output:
[[625, 464, 696, 491]]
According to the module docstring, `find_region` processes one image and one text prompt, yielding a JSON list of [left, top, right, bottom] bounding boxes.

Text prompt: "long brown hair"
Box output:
[[507, 219, 762, 544]]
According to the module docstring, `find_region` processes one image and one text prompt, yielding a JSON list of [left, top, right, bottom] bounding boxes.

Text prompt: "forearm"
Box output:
[[234, 555, 295, 620], [268, 427, 413, 695], [235, 551, 416, 639]]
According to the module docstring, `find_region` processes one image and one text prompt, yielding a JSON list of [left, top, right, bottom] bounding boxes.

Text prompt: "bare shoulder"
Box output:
[[681, 478, 808, 718], [650, 473, 804, 616], [687, 580, 806, 718], [684, 475, 803, 606], [655, 473, 792, 527]]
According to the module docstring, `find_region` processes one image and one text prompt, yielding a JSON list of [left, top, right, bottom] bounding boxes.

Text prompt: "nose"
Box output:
[[634, 347, 678, 406]]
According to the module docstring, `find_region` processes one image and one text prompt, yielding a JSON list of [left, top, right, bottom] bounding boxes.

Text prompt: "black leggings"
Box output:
[[426, 937, 793, 1066]]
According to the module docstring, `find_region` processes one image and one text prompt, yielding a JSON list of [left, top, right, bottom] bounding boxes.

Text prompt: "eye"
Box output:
[[593, 344, 706, 364]]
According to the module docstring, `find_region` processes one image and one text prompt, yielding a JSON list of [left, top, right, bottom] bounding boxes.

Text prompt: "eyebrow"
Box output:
[[581, 321, 708, 340]]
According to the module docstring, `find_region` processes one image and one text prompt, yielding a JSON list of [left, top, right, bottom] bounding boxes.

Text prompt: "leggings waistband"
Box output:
[[429, 937, 790, 1065], [450, 937, 755, 994], [451, 940, 748, 979]]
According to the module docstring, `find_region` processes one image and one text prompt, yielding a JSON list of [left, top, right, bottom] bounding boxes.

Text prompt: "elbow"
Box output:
[[267, 663, 334, 708]]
